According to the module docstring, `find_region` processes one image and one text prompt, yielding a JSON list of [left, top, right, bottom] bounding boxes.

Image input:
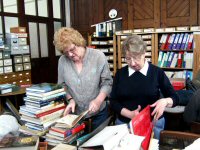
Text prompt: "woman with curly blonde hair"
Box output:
[[54, 27, 113, 130]]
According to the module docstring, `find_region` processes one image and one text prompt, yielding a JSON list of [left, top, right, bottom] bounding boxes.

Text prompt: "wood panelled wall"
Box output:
[[70, 0, 199, 39]]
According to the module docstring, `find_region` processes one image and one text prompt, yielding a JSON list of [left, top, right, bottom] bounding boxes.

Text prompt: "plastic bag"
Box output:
[[0, 115, 19, 140]]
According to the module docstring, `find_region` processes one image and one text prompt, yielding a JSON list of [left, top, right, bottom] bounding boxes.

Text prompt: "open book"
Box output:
[[55, 110, 89, 128]]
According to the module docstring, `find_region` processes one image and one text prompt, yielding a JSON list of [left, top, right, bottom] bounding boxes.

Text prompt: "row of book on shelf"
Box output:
[[159, 33, 193, 50], [165, 70, 193, 80], [158, 51, 193, 69]]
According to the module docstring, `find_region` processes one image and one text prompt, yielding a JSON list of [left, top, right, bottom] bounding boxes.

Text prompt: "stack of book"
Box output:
[[19, 83, 66, 135], [45, 110, 88, 146], [0, 83, 19, 94]]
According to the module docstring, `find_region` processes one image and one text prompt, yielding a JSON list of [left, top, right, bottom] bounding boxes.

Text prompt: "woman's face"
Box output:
[[125, 51, 145, 71], [63, 44, 85, 62]]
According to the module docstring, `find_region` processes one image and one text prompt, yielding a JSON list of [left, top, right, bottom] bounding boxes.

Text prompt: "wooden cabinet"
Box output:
[[0, 71, 31, 86], [0, 27, 32, 86], [88, 35, 117, 76]]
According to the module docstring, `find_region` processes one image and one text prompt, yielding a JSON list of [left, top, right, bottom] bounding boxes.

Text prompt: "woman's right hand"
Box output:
[[121, 105, 141, 119], [63, 99, 76, 116], [130, 105, 141, 119]]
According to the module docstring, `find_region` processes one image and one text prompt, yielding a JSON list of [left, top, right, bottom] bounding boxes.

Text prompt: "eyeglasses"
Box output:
[[125, 56, 141, 63], [64, 45, 77, 55]]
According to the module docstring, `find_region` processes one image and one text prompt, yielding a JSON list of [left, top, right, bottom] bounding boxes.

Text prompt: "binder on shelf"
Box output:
[[172, 33, 180, 50], [167, 52, 175, 67], [162, 52, 170, 67], [187, 34, 193, 50], [170, 53, 178, 68], [184, 33, 190, 50], [175, 33, 184, 50], [180, 33, 188, 50], [168, 33, 176, 50], [160, 34, 170, 50], [177, 51, 184, 68]]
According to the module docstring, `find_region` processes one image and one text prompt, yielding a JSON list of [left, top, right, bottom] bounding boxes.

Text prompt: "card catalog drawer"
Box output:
[[18, 38, 27, 45], [0, 67, 3, 74], [14, 56, 23, 64], [23, 63, 31, 70], [0, 52, 2, 59], [7, 38, 19, 46], [3, 51, 11, 59], [4, 66, 13, 73], [15, 64, 23, 72], [19, 45, 30, 54], [11, 46, 21, 55], [3, 59, 12, 66], [23, 55, 30, 62], [0, 60, 3, 66]]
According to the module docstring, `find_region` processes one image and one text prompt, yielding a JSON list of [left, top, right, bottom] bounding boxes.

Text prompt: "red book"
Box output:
[[49, 127, 71, 137], [71, 122, 86, 134], [35, 105, 66, 118], [177, 51, 184, 68], [129, 105, 153, 150]]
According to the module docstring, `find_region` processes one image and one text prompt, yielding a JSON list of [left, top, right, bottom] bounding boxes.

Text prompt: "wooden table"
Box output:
[[0, 87, 26, 125]]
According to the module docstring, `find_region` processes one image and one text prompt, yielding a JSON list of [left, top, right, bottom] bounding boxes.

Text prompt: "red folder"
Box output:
[[129, 105, 153, 150]]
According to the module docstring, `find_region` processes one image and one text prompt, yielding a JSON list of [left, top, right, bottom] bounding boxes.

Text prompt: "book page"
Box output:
[[56, 114, 78, 128], [113, 133, 145, 150], [81, 124, 129, 150], [72, 110, 89, 127]]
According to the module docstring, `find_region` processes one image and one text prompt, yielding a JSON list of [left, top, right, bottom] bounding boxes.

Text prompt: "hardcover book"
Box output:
[[26, 83, 63, 93], [55, 110, 89, 128], [0, 135, 39, 150], [0, 84, 19, 94]]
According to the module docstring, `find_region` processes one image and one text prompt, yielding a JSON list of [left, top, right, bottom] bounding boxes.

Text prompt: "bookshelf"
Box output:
[[88, 35, 117, 76], [115, 27, 200, 80], [115, 29, 156, 69], [154, 29, 200, 80]]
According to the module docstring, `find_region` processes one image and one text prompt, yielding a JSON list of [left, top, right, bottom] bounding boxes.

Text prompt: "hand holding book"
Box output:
[[63, 98, 76, 116]]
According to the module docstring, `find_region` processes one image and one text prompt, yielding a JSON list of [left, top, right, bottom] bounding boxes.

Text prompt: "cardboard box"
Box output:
[[10, 27, 26, 33]]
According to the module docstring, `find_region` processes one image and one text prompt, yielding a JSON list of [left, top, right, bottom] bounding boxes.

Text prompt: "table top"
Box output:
[[0, 87, 26, 97]]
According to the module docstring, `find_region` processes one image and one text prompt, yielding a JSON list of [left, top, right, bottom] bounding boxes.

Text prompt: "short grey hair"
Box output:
[[122, 35, 147, 54]]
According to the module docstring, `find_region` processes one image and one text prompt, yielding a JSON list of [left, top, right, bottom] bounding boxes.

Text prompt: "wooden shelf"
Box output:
[[88, 35, 117, 76]]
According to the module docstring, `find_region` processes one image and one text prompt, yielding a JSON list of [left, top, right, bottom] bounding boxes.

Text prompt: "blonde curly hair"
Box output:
[[54, 27, 86, 53]]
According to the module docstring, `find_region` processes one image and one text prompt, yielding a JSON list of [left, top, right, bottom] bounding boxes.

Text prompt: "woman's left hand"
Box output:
[[150, 98, 172, 120], [89, 99, 102, 113]]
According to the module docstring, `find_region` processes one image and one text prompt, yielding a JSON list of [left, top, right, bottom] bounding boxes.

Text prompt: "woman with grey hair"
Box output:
[[110, 35, 179, 139]]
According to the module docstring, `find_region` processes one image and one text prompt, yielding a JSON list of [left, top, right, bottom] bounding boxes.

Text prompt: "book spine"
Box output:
[[26, 88, 65, 98], [36, 105, 66, 118], [39, 109, 64, 122], [71, 123, 86, 135]]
